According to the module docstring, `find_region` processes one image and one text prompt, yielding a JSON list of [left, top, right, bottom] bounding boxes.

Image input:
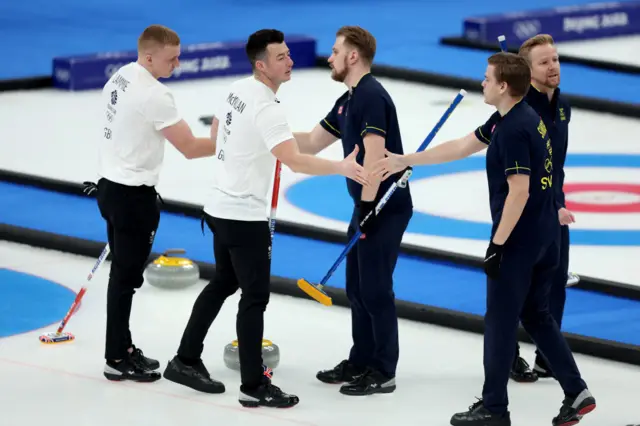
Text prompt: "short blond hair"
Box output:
[[518, 34, 555, 62], [138, 25, 180, 51], [336, 26, 377, 65]]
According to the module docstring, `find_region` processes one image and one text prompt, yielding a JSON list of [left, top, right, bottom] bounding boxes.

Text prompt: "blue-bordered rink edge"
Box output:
[[285, 154, 640, 246]]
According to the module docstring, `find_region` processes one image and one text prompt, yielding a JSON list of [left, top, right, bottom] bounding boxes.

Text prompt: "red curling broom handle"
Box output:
[[55, 243, 110, 334], [269, 160, 282, 243]]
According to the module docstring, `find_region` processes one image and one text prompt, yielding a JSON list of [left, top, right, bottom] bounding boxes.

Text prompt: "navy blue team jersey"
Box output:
[[477, 84, 571, 211], [320, 73, 412, 212], [524, 85, 571, 209], [476, 101, 558, 246]]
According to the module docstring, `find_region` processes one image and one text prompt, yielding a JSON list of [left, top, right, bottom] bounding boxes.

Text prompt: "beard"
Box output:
[[534, 73, 559, 89], [545, 75, 560, 88], [330, 57, 348, 82]]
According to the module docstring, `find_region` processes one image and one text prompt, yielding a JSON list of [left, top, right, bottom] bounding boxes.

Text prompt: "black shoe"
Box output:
[[130, 345, 160, 371], [104, 358, 161, 382], [163, 356, 225, 394], [339, 367, 396, 396], [533, 354, 555, 379], [552, 389, 596, 426], [239, 382, 299, 408], [316, 360, 365, 384], [509, 356, 538, 383], [450, 399, 511, 426]]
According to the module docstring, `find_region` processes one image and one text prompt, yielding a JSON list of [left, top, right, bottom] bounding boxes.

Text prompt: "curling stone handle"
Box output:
[[162, 248, 186, 256]]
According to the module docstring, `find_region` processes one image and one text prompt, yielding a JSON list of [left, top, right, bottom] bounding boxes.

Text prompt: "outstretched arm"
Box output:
[[163, 118, 216, 159], [373, 131, 487, 179], [293, 123, 339, 155]]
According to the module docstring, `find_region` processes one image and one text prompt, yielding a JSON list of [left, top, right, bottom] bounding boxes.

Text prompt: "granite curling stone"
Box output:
[[145, 249, 199, 290], [223, 339, 280, 371]]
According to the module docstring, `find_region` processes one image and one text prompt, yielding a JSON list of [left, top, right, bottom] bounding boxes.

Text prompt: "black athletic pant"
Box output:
[[483, 236, 587, 414], [177, 214, 271, 390], [515, 225, 569, 362], [96, 178, 160, 361], [345, 205, 412, 378]]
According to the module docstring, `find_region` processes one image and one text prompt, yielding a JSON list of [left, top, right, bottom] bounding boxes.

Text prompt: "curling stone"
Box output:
[[223, 339, 280, 371], [145, 249, 199, 290]]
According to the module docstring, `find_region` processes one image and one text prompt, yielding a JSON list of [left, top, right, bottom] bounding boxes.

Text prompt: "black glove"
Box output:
[[82, 181, 98, 196], [358, 200, 378, 235], [483, 241, 504, 280]]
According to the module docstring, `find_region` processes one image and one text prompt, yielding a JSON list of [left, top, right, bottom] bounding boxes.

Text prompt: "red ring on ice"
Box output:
[[564, 183, 640, 213]]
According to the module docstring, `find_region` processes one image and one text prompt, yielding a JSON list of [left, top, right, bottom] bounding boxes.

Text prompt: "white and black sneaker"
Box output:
[[104, 358, 161, 382], [239, 382, 299, 408], [339, 367, 396, 396], [552, 388, 596, 426]]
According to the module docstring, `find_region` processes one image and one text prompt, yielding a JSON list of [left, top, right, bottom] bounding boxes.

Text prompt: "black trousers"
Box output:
[[96, 178, 160, 360], [177, 213, 271, 390], [482, 235, 587, 414], [345, 205, 412, 377], [515, 225, 570, 361]]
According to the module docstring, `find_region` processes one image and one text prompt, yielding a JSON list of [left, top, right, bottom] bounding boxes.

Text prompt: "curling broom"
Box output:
[[498, 34, 581, 288], [270, 160, 282, 243], [39, 243, 111, 344], [297, 89, 468, 306]]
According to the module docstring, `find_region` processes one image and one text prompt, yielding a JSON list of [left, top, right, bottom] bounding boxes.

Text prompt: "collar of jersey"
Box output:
[[528, 82, 560, 107], [349, 72, 372, 92]]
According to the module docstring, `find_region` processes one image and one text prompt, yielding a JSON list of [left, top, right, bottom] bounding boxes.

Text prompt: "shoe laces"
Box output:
[[360, 367, 377, 380], [469, 398, 484, 412], [513, 356, 532, 372], [335, 360, 350, 372], [130, 345, 145, 358], [265, 383, 286, 398]]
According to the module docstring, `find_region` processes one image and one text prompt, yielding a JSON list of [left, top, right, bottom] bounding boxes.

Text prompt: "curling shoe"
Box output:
[[509, 356, 538, 383], [532, 354, 556, 379], [239, 379, 299, 408], [130, 345, 160, 371], [163, 356, 225, 394], [316, 359, 365, 384], [450, 399, 511, 426], [339, 367, 396, 396], [552, 389, 596, 426], [104, 357, 161, 382]]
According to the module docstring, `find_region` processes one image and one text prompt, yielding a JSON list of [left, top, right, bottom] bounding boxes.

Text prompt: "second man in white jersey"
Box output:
[[163, 29, 368, 408]]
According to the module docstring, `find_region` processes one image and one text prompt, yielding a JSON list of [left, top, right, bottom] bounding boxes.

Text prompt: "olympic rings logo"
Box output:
[[513, 20, 542, 39]]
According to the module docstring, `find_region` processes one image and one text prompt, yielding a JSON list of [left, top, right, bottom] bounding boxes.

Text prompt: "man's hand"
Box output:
[[483, 241, 504, 280], [338, 145, 370, 187], [373, 149, 410, 180], [558, 208, 575, 226]]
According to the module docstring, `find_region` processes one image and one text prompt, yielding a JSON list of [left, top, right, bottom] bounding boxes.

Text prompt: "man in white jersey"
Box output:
[[96, 24, 216, 383], [162, 29, 368, 408]]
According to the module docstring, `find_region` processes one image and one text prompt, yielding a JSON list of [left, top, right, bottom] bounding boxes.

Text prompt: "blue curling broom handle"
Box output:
[[318, 89, 467, 286], [498, 35, 507, 52]]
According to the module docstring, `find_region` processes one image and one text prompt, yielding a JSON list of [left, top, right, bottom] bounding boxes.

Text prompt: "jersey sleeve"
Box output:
[[255, 103, 294, 151], [319, 100, 342, 139], [146, 90, 182, 131], [499, 127, 532, 177], [474, 112, 499, 145], [359, 93, 387, 138]]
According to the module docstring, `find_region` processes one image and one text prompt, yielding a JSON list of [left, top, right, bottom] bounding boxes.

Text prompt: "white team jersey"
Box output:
[[204, 76, 293, 222], [97, 62, 181, 187]]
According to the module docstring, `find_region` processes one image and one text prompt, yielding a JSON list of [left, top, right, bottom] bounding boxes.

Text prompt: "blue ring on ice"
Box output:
[[0, 268, 77, 338], [285, 154, 640, 246]]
